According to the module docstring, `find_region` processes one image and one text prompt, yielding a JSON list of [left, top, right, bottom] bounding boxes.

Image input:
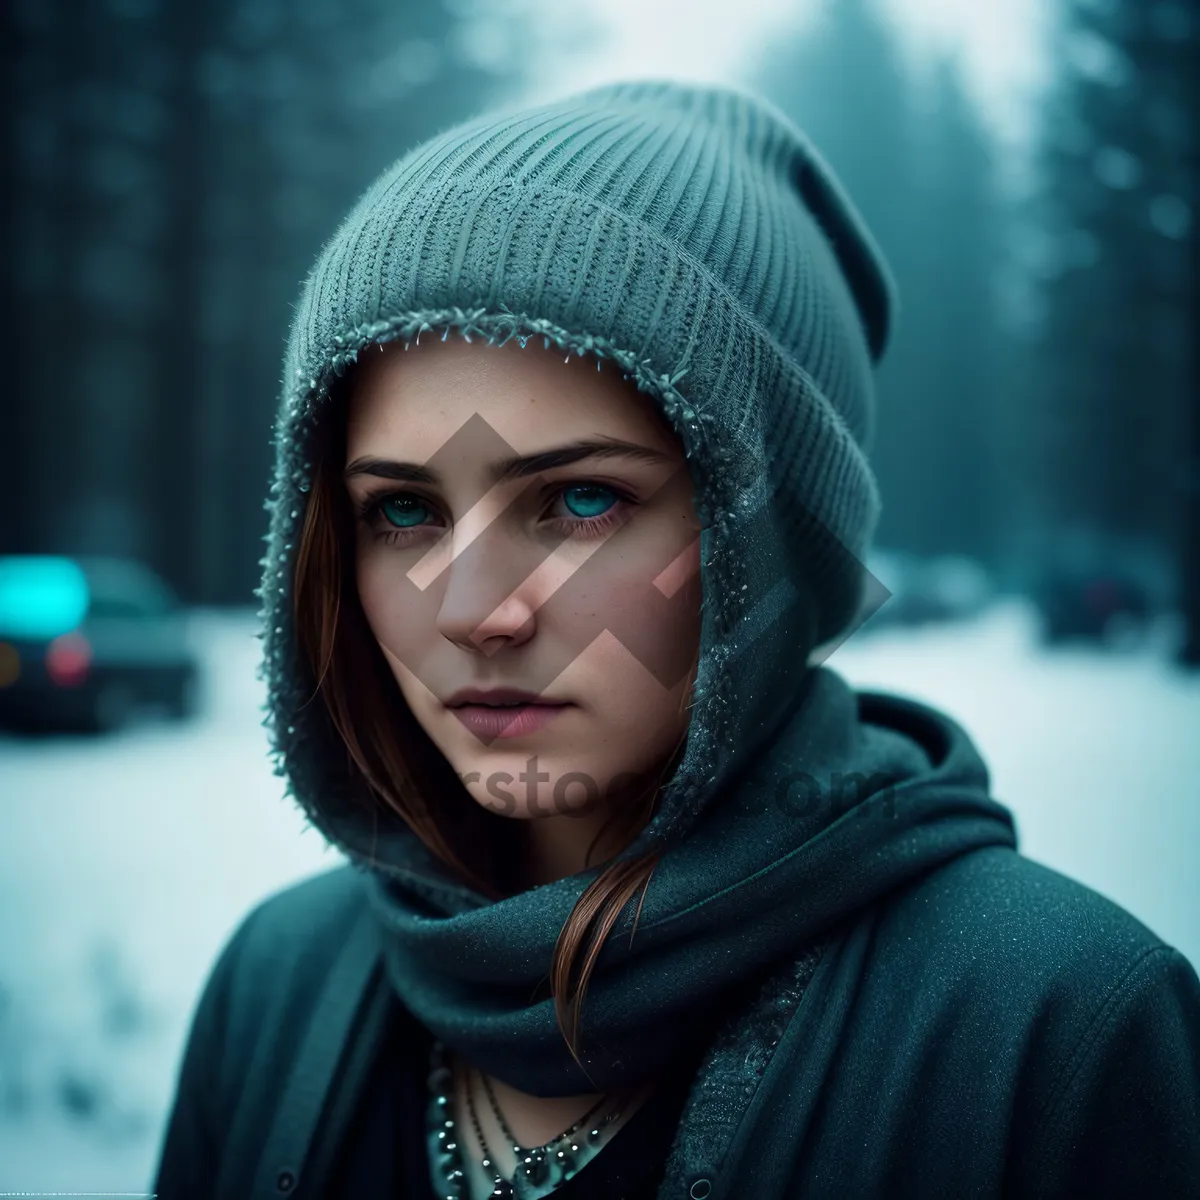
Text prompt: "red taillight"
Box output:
[[0, 641, 18, 687], [46, 631, 92, 687]]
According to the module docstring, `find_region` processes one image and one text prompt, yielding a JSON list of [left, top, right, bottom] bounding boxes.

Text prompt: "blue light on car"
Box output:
[[0, 556, 90, 639]]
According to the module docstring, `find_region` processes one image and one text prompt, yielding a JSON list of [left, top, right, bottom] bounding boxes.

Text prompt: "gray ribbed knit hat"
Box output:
[[257, 78, 897, 875]]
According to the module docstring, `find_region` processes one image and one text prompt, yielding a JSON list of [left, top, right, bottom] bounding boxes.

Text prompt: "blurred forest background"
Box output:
[[2, 0, 1197, 660], [1, 1, 1198, 1188]]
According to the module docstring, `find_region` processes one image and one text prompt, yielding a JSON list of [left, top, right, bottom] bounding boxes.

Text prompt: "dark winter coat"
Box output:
[[153, 837, 1200, 1198]]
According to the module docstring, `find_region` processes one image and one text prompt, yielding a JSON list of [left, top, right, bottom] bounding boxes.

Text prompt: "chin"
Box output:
[[466, 788, 594, 822], [453, 748, 609, 819]]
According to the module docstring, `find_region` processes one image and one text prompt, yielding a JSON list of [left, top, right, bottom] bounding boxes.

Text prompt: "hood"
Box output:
[[256, 78, 904, 889], [252, 80, 1018, 1093]]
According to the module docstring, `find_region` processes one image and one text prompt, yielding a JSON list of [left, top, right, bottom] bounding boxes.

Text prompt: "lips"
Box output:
[[445, 686, 566, 708], [448, 698, 572, 739]]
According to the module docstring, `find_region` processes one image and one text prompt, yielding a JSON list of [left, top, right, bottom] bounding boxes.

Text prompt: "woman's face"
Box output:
[[344, 334, 702, 838]]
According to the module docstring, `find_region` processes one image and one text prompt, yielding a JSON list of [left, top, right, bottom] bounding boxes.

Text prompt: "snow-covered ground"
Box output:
[[0, 600, 1197, 1193]]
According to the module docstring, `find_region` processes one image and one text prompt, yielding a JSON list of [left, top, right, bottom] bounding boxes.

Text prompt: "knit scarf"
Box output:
[[360, 663, 1016, 1096]]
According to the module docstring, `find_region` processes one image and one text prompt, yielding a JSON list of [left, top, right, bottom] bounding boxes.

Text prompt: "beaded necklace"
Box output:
[[425, 1038, 628, 1199]]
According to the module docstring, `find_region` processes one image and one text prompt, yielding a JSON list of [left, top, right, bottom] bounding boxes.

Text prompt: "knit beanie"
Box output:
[[258, 78, 898, 870]]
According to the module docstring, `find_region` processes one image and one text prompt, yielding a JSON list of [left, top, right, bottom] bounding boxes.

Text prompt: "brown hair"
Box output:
[[291, 383, 693, 1074]]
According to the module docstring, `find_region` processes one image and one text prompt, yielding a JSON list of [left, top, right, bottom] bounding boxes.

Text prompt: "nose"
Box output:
[[435, 521, 539, 655]]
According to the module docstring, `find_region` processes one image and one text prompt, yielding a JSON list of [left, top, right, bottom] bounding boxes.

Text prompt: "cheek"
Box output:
[[356, 550, 442, 675], [554, 529, 702, 704]]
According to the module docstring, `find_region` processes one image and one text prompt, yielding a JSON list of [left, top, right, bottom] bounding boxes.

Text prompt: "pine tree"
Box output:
[[756, 0, 1008, 565], [1028, 0, 1194, 626], [4, 0, 558, 603]]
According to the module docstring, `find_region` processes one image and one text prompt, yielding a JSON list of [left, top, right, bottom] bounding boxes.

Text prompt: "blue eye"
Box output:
[[380, 496, 429, 528], [357, 480, 632, 548], [562, 485, 617, 519]]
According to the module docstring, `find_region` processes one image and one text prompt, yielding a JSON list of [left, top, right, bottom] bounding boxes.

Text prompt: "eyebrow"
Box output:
[[343, 438, 673, 487]]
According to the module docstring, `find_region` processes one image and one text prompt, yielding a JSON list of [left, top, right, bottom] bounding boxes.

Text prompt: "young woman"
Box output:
[[153, 80, 1200, 1199]]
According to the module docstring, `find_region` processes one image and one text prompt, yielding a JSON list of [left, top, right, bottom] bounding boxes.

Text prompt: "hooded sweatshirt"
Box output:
[[152, 80, 1200, 1200]]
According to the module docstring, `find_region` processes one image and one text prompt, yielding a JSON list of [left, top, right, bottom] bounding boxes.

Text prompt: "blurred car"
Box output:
[[860, 549, 995, 631], [0, 555, 199, 733], [1031, 563, 1154, 647]]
